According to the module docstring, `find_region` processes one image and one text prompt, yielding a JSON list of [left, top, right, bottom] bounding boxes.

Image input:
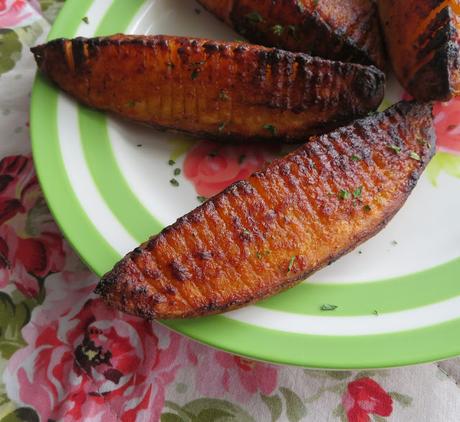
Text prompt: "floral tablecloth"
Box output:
[[2, 1, 460, 421]]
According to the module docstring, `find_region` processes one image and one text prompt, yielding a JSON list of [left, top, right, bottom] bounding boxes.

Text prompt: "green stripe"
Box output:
[[47, 0, 93, 39], [78, 107, 162, 243], [257, 257, 460, 316], [165, 315, 460, 369], [96, 0, 146, 36], [31, 78, 120, 276]]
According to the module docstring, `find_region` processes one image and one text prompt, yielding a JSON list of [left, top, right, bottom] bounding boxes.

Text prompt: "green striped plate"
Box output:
[[31, 0, 460, 368]]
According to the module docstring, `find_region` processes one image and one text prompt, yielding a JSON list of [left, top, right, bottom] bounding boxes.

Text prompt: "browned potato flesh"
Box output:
[[198, 0, 386, 68], [31, 34, 385, 142], [379, 0, 460, 101], [96, 101, 435, 320]]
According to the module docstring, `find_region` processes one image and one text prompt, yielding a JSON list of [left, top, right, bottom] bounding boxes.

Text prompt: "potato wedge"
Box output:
[[31, 34, 384, 142], [96, 101, 435, 319], [379, 0, 460, 101], [198, 0, 385, 68]]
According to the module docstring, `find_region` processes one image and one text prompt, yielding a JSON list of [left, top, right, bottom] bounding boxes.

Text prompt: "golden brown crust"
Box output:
[[198, 0, 386, 68], [96, 101, 436, 320], [378, 0, 460, 101], [31, 34, 385, 143]]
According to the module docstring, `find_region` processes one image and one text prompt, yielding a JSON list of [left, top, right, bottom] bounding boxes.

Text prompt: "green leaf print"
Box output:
[[2, 407, 39, 422], [261, 393, 282, 422], [163, 399, 255, 422], [0, 293, 29, 359], [0, 29, 22, 77], [39, 0, 66, 23], [426, 152, 460, 186], [389, 391, 413, 407], [280, 387, 307, 422]]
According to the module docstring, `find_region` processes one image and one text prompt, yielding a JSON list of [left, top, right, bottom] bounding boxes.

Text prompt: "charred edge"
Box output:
[[416, 7, 456, 62]]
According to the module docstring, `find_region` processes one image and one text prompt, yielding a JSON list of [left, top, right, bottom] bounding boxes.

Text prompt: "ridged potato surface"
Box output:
[[379, 0, 460, 101], [31, 34, 385, 142], [96, 101, 435, 320], [198, 0, 386, 68]]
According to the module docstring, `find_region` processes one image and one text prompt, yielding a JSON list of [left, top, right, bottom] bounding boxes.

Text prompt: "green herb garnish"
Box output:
[[351, 154, 362, 161], [170, 178, 179, 187], [388, 144, 401, 154], [191, 68, 200, 80], [197, 196, 207, 203], [339, 189, 350, 200], [373, 310, 379, 316], [218, 122, 226, 132], [263, 124, 277, 136], [287, 256, 296, 273], [409, 151, 421, 161], [168, 159, 175, 166], [245, 11, 263, 23], [363, 204, 371, 212], [82, 16, 89, 24], [320, 304, 337, 311], [353, 186, 363, 199], [272, 24, 284, 36], [219, 90, 229, 101], [174, 168, 181, 176]]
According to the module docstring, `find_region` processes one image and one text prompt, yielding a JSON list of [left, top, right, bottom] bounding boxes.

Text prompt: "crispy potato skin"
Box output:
[[198, 0, 386, 69], [378, 0, 460, 101], [96, 101, 435, 320], [31, 34, 384, 143]]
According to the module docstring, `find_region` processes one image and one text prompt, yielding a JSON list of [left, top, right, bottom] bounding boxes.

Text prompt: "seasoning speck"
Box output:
[[320, 304, 337, 311], [263, 124, 277, 136], [351, 154, 362, 161], [409, 151, 421, 161], [363, 204, 371, 212], [197, 196, 207, 203], [82, 16, 89, 24], [168, 159, 175, 166], [287, 256, 296, 273], [339, 189, 350, 200], [353, 186, 363, 199], [245, 11, 263, 23], [136, 144, 142, 148], [191, 69, 200, 80], [388, 144, 401, 154], [391, 240, 398, 246], [174, 168, 181, 176], [373, 310, 379, 316], [218, 122, 226, 132], [170, 178, 179, 187], [272, 24, 284, 36], [194, 7, 201, 14], [238, 154, 246, 164], [219, 90, 229, 101]]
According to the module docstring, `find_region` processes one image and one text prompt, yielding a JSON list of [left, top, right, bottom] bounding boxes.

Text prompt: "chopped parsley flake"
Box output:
[[391, 240, 398, 246], [409, 151, 421, 161], [320, 304, 337, 311], [174, 168, 181, 176], [245, 11, 263, 23], [263, 124, 278, 136], [168, 159, 175, 166], [191, 68, 200, 80], [351, 154, 362, 161], [242, 229, 251, 236], [82, 16, 89, 24], [170, 178, 179, 187], [388, 144, 401, 154], [197, 196, 207, 203], [353, 186, 363, 199], [373, 310, 379, 316], [339, 189, 350, 200], [363, 204, 371, 212], [136, 144, 142, 147], [272, 24, 284, 36], [287, 256, 296, 273], [313, 0, 320, 6], [219, 90, 229, 101]]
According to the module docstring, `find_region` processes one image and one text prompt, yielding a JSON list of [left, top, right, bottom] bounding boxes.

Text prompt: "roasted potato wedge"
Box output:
[[31, 34, 385, 142], [379, 0, 460, 101], [198, 0, 386, 68], [96, 101, 435, 319]]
